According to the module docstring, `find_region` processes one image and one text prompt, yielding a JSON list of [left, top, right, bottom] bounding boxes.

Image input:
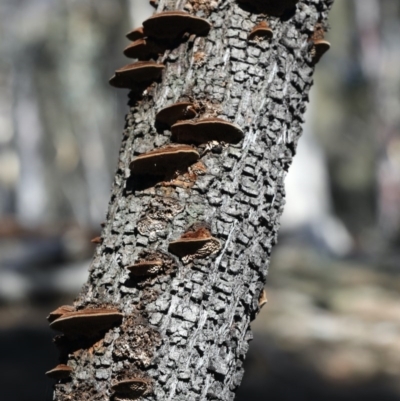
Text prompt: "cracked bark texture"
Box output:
[[52, 0, 334, 400]]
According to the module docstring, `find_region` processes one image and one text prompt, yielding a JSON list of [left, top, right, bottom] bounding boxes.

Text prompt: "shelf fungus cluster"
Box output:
[[111, 11, 211, 90]]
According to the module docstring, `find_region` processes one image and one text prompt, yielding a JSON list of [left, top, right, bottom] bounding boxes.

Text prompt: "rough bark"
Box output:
[[51, 1, 334, 400]]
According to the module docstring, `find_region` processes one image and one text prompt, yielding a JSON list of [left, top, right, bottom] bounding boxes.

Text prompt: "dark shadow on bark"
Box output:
[[235, 2, 297, 20], [124, 174, 166, 192]]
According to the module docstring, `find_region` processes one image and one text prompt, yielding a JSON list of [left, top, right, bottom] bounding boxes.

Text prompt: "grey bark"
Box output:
[[52, 1, 334, 400]]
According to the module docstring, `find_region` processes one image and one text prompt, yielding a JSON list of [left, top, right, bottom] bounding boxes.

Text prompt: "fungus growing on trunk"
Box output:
[[129, 145, 200, 177], [45, 364, 73, 380], [126, 27, 144, 42], [155, 102, 197, 128], [168, 226, 221, 263], [123, 39, 164, 60], [112, 378, 151, 400], [237, 0, 299, 16], [47, 305, 75, 323], [142, 11, 211, 40], [50, 308, 123, 336], [311, 39, 330, 64], [259, 289, 268, 309], [91, 236, 102, 244], [109, 62, 164, 89], [126, 260, 163, 276], [248, 21, 273, 40], [171, 118, 244, 145]]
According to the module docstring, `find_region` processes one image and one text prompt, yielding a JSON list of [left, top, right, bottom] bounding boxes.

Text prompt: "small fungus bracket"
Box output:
[[45, 364, 73, 380], [171, 118, 244, 145], [109, 62, 165, 89], [248, 21, 273, 41], [155, 101, 197, 129]]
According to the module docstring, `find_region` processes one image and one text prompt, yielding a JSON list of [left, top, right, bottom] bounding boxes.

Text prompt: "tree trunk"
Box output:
[[51, 1, 334, 400]]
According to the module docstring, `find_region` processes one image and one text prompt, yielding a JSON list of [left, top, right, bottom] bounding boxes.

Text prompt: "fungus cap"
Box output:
[[312, 40, 330, 64], [91, 236, 102, 244], [143, 11, 211, 40], [126, 260, 163, 276], [47, 305, 75, 323], [112, 378, 150, 397], [168, 227, 221, 260], [123, 39, 163, 60], [45, 364, 73, 380], [259, 289, 268, 309], [50, 308, 123, 335], [129, 145, 199, 176], [248, 21, 273, 40], [126, 26, 144, 41], [171, 118, 244, 145], [109, 61, 164, 89], [155, 102, 197, 128]]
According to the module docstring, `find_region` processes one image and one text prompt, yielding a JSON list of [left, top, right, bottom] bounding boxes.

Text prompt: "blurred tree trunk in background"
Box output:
[[51, 1, 335, 401]]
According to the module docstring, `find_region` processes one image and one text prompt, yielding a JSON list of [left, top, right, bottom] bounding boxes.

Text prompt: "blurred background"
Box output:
[[1, 0, 400, 400]]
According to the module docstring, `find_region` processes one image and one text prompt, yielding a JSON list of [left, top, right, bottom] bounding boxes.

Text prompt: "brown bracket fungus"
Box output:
[[311, 39, 330, 64], [112, 378, 151, 400], [168, 226, 221, 263], [248, 21, 273, 40], [45, 364, 73, 380], [126, 27, 144, 42], [258, 289, 268, 309], [109, 62, 164, 89], [171, 118, 244, 145], [155, 101, 197, 128], [50, 308, 123, 336], [142, 11, 211, 41], [91, 236, 102, 244], [47, 305, 75, 323], [129, 145, 200, 177], [126, 260, 163, 277], [237, 0, 299, 16], [123, 39, 165, 60]]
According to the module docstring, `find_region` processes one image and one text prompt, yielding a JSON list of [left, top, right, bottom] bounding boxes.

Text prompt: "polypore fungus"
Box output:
[[129, 145, 200, 177], [311, 40, 330, 64], [126, 260, 163, 276], [112, 378, 151, 400], [171, 118, 244, 145], [259, 289, 268, 309], [237, 0, 299, 16], [123, 39, 165, 60], [50, 308, 123, 336], [45, 364, 73, 380], [248, 21, 273, 40], [91, 236, 102, 244], [142, 11, 211, 40], [168, 226, 221, 263], [126, 27, 145, 42], [47, 305, 75, 323], [109, 61, 164, 89], [155, 102, 197, 128]]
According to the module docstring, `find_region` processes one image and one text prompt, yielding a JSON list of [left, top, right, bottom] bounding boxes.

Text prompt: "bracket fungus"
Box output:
[[50, 308, 123, 336], [311, 39, 330, 64], [171, 118, 244, 145], [109, 62, 164, 89], [112, 378, 151, 400], [168, 226, 221, 263], [155, 101, 197, 128], [237, 0, 299, 16], [248, 21, 273, 40], [45, 364, 73, 380], [126, 27, 144, 42], [123, 39, 165, 60], [142, 11, 211, 40], [129, 145, 200, 177], [47, 305, 75, 323], [126, 260, 163, 276], [91, 236, 102, 244], [259, 289, 268, 309]]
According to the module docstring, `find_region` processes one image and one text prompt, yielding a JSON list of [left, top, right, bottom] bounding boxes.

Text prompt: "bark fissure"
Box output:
[[50, 1, 334, 400]]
